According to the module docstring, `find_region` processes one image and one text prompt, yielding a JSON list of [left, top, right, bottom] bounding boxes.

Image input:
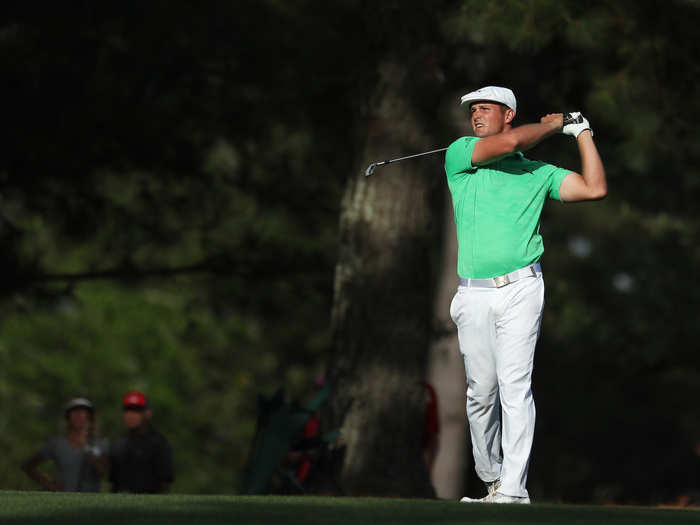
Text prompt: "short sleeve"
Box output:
[[547, 167, 572, 201], [445, 137, 479, 181]]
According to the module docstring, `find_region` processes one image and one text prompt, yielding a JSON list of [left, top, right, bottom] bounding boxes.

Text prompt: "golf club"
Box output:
[[364, 113, 583, 177]]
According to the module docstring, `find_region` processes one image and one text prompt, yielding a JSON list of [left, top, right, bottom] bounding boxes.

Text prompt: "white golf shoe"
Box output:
[[460, 492, 531, 504]]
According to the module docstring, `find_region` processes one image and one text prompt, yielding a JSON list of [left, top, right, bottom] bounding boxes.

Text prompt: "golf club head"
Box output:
[[364, 163, 378, 177]]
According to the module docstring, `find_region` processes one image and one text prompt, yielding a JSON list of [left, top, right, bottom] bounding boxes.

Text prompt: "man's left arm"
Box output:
[[558, 126, 607, 203]]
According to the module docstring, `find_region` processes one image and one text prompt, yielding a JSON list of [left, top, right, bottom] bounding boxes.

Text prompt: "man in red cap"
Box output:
[[109, 390, 174, 493]]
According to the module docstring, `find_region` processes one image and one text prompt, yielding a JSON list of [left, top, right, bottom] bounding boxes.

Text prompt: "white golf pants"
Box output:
[[450, 272, 544, 498]]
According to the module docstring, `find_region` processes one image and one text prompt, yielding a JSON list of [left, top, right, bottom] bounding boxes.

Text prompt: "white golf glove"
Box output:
[[562, 112, 593, 138]]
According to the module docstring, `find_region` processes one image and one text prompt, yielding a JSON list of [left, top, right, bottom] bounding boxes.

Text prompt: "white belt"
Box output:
[[458, 263, 541, 288]]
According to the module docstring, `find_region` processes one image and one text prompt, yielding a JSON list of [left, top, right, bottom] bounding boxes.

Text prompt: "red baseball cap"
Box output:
[[122, 390, 148, 409]]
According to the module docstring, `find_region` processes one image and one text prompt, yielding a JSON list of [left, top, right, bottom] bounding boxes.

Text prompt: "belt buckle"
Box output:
[[493, 274, 511, 288]]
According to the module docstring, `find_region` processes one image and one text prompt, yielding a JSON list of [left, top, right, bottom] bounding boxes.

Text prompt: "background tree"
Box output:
[[326, 60, 440, 497], [322, 2, 473, 497]]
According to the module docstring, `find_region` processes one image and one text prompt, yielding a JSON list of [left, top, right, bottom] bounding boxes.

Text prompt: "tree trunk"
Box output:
[[427, 186, 468, 499], [326, 60, 440, 497]]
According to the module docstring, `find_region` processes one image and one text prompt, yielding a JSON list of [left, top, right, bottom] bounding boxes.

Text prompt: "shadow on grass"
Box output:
[[1, 492, 698, 525]]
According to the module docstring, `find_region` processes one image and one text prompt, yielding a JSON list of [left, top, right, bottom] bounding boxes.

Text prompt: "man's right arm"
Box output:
[[471, 114, 563, 165]]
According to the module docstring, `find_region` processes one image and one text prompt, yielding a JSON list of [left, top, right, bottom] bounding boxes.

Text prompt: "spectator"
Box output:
[[22, 397, 108, 492], [109, 390, 174, 493]]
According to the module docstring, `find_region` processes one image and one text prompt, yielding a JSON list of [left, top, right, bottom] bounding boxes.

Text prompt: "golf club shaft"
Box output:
[[365, 147, 447, 177], [378, 147, 448, 165]]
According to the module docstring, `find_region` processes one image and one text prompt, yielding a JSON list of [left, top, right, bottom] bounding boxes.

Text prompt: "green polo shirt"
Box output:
[[445, 136, 570, 279]]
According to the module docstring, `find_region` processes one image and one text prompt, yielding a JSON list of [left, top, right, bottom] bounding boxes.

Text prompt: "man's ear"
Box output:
[[504, 108, 515, 125]]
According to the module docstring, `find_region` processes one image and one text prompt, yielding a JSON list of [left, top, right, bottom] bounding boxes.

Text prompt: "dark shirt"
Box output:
[[109, 425, 174, 493]]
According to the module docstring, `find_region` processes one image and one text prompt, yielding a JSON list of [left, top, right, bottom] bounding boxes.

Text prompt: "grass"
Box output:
[[0, 492, 698, 525]]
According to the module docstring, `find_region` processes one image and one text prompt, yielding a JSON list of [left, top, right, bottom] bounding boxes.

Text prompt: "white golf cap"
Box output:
[[460, 86, 517, 115]]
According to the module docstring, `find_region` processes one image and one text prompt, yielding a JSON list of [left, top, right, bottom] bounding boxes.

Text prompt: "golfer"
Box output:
[[445, 86, 606, 504]]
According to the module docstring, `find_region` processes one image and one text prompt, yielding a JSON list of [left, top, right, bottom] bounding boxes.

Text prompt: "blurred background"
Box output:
[[0, 0, 698, 505]]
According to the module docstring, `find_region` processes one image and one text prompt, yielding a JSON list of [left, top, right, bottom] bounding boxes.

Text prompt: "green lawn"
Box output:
[[1, 492, 697, 525]]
